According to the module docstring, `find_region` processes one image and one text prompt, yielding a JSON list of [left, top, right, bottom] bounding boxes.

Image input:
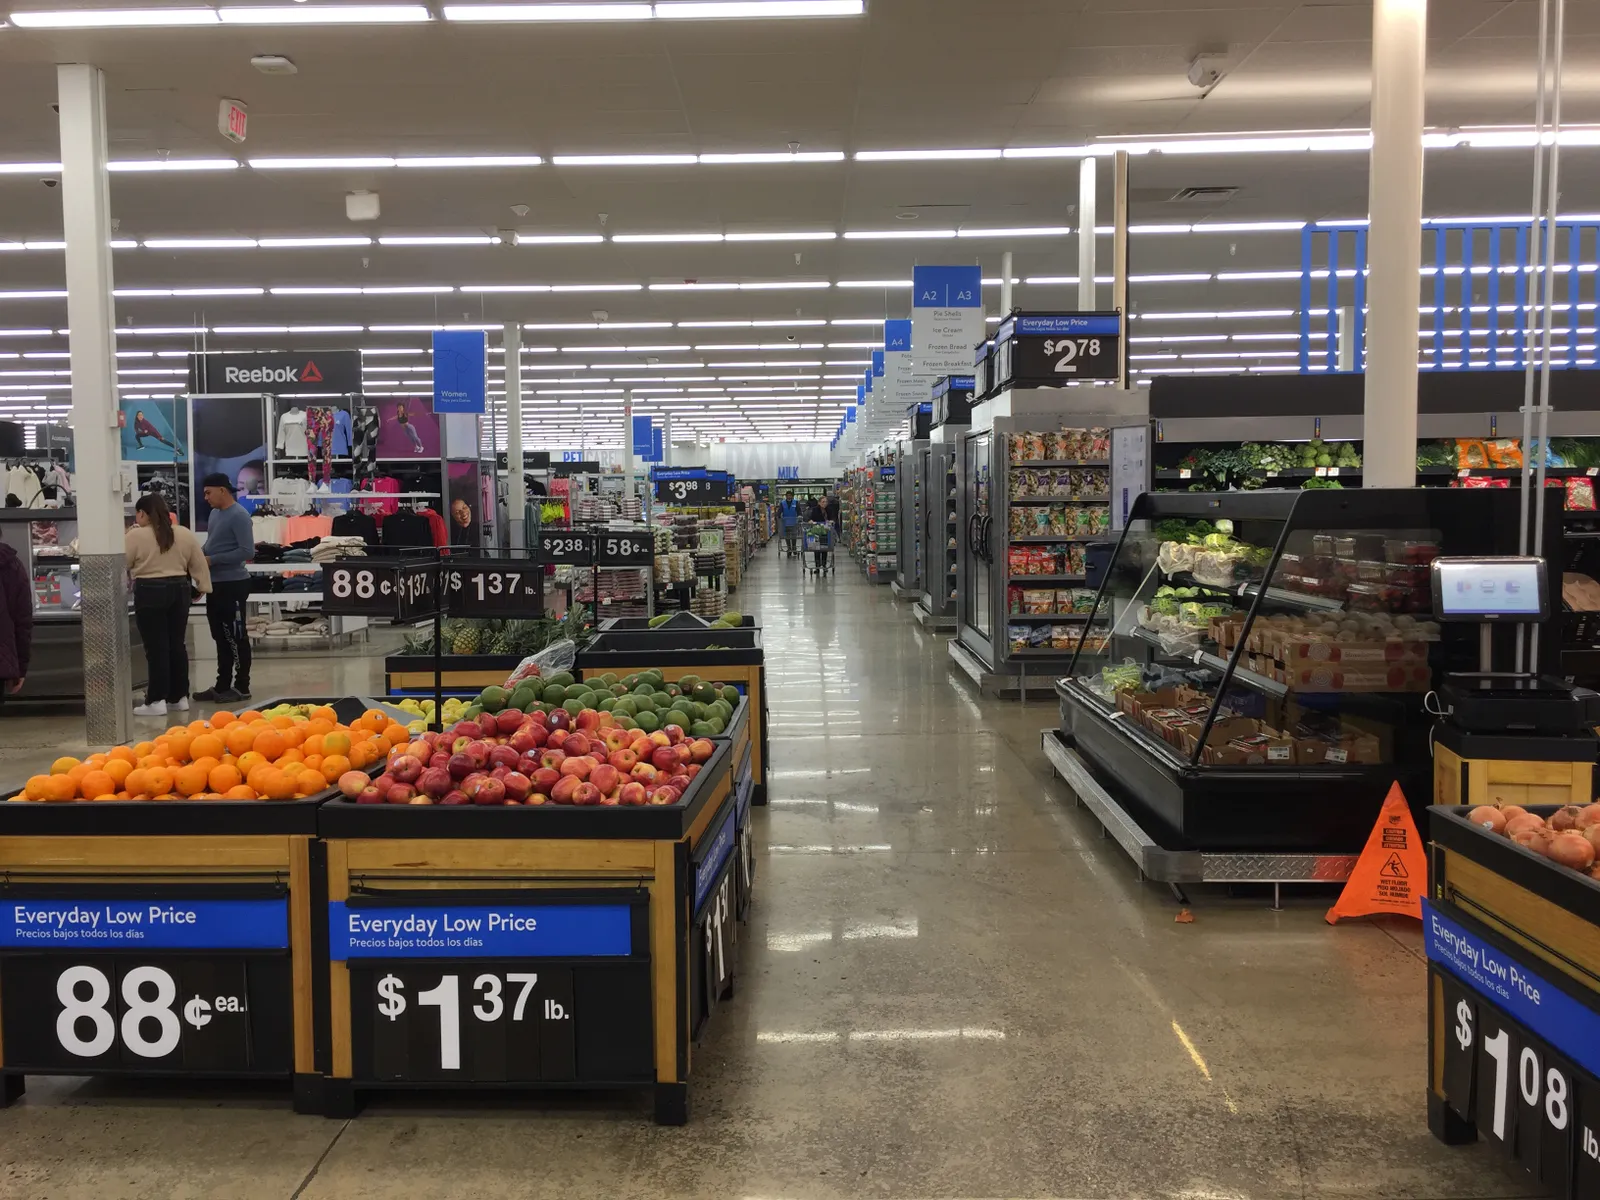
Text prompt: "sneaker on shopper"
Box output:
[[234, 686, 252, 701], [171, 697, 190, 712], [133, 700, 167, 717], [193, 686, 242, 704]]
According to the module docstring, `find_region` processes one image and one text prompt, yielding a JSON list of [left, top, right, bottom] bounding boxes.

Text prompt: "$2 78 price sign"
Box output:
[[357, 964, 577, 1083]]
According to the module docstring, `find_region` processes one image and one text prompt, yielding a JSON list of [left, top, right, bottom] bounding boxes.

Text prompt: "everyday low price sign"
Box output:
[[1, 898, 288, 950], [328, 901, 633, 960]]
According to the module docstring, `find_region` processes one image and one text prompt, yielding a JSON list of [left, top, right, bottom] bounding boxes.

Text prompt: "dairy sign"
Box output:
[[189, 350, 362, 395]]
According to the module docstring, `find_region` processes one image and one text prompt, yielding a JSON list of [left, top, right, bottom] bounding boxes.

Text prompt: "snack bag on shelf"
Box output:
[[1008, 585, 1025, 615], [1008, 624, 1030, 652], [1051, 625, 1078, 650], [1047, 505, 1070, 536], [1485, 438, 1523, 468], [1053, 469, 1074, 497], [1008, 508, 1028, 538], [1567, 476, 1597, 511], [1053, 590, 1073, 614], [1455, 438, 1490, 469], [1072, 588, 1098, 613], [1086, 427, 1111, 460], [1029, 507, 1051, 536], [1030, 547, 1053, 574], [1008, 547, 1030, 576], [1066, 544, 1086, 574], [1028, 624, 1053, 648], [1011, 469, 1035, 498], [1023, 589, 1054, 615], [1041, 432, 1064, 461]]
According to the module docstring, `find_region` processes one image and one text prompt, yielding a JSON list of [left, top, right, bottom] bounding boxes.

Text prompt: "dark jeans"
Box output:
[[133, 577, 191, 704], [207, 577, 252, 692]]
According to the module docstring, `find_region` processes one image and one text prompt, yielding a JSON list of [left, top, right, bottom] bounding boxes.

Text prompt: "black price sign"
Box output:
[[538, 529, 594, 566], [355, 964, 576, 1083], [698, 871, 734, 1018], [596, 531, 654, 568], [655, 476, 729, 505], [1001, 314, 1123, 384], [322, 560, 440, 619], [0, 955, 290, 1075], [394, 561, 441, 621], [445, 561, 542, 616]]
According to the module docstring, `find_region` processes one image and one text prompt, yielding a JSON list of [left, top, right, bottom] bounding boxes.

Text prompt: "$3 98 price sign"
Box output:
[[356, 964, 577, 1083]]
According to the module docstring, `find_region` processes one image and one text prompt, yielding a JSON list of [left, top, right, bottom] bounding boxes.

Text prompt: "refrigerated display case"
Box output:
[[950, 403, 1150, 695], [863, 462, 896, 583], [893, 439, 928, 599], [1042, 486, 1562, 888], [914, 379, 973, 632]]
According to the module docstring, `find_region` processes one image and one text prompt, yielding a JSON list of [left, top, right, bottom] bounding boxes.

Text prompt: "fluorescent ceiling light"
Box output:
[[108, 159, 238, 172], [0, 162, 63, 174], [460, 284, 552, 293], [378, 235, 502, 246], [143, 237, 257, 249], [550, 283, 642, 292], [552, 154, 697, 166], [0, 291, 67, 300], [116, 326, 206, 335], [370, 324, 443, 332], [515, 233, 604, 245], [612, 232, 724, 243], [1196, 221, 1307, 233], [249, 157, 397, 170], [211, 326, 287, 334], [699, 152, 844, 164], [269, 286, 362, 295], [843, 229, 957, 240], [9, 6, 218, 25], [1129, 273, 1213, 283], [957, 226, 1070, 238], [655, 0, 860, 13], [836, 280, 910, 288], [854, 148, 1001, 161], [217, 5, 432, 23], [363, 285, 455, 294], [394, 156, 542, 168], [830, 318, 884, 325], [0, 330, 54, 338], [257, 236, 373, 248], [723, 230, 836, 242], [443, 2, 650, 18]]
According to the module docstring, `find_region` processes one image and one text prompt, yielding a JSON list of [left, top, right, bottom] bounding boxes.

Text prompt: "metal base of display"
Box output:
[[948, 639, 1067, 699], [889, 579, 917, 600], [912, 600, 955, 631], [1040, 730, 1358, 898]]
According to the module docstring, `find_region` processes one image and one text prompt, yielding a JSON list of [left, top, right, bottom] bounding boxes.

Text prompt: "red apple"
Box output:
[[531, 766, 562, 794], [451, 736, 473, 755], [452, 719, 482, 741], [550, 775, 581, 805], [648, 730, 671, 748], [447, 753, 476, 781], [388, 754, 423, 784], [463, 740, 491, 768], [527, 792, 550, 806], [667, 773, 692, 793], [651, 746, 680, 772], [598, 790, 620, 806], [440, 789, 470, 806], [372, 772, 397, 794], [338, 770, 370, 798], [526, 708, 548, 726], [408, 795, 434, 805], [386, 782, 415, 804], [559, 756, 593, 780], [538, 748, 567, 771], [609, 748, 638, 772], [619, 781, 647, 806], [546, 728, 570, 750], [466, 774, 507, 806], [488, 744, 521, 771], [509, 728, 539, 755], [576, 708, 602, 731], [356, 782, 385, 804], [526, 724, 549, 748], [546, 709, 570, 732], [688, 738, 715, 763], [647, 784, 680, 806], [494, 709, 523, 735], [502, 771, 532, 802], [684, 763, 702, 779], [601, 728, 629, 753], [418, 767, 453, 799], [630, 762, 659, 784], [663, 723, 685, 745], [429, 751, 451, 771], [491, 765, 509, 781], [590, 763, 621, 795], [572, 781, 601, 806], [564, 733, 591, 757]]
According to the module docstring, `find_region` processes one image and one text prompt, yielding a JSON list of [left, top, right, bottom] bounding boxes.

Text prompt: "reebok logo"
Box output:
[[300, 359, 322, 383], [219, 359, 322, 385]]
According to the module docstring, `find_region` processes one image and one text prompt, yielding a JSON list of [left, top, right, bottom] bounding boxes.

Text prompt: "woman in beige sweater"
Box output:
[[126, 493, 211, 717]]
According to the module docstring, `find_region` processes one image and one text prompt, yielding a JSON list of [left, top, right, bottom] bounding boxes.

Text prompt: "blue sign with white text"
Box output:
[[694, 805, 737, 914], [913, 264, 982, 309], [431, 330, 487, 415], [328, 901, 631, 961], [1424, 899, 1600, 1081], [846, 406, 856, 423], [1000, 313, 1122, 340], [871, 350, 885, 378], [2, 898, 288, 950], [885, 319, 912, 353]]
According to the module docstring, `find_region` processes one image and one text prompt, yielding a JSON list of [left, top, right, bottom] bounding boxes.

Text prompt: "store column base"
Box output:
[[1427, 1090, 1476, 1146], [654, 1081, 688, 1126], [0, 1073, 24, 1107], [315, 1077, 360, 1120]]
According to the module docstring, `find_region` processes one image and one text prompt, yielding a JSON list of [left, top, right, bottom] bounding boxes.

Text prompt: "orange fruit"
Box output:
[[124, 768, 151, 798], [209, 710, 237, 730], [85, 753, 108, 769], [260, 770, 296, 801], [189, 732, 224, 761], [190, 755, 220, 777], [164, 731, 192, 760], [304, 720, 333, 740], [78, 770, 118, 800], [310, 705, 338, 724], [224, 784, 258, 800], [66, 763, 90, 786], [23, 774, 51, 800], [302, 753, 324, 774], [107, 745, 137, 766], [133, 740, 156, 758], [237, 750, 267, 776], [252, 730, 287, 760], [137, 754, 162, 770], [380, 723, 407, 747], [236, 709, 264, 725], [294, 773, 324, 797], [173, 764, 208, 797], [276, 747, 305, 766], [47, 775, 78, 801], [103, 759, 133, 786], [246, 762, 277, 792], [144, 767, 174, 796], [302, 734, 326, 758], [220, 726, 252, 757], [322, 730, 352, 757], [208, 763, 243, 792], [267, 715, 291, 731], [320, 754, 352, 782], [50, 756, 80, 775]]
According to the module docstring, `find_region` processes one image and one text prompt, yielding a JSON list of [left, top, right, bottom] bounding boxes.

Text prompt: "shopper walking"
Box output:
[[196, 472, 254, 703], [0, 535, 33, 702], [126, 493, 211, 717], [806, 494, 835, 572], [778, 490, 802, 557]]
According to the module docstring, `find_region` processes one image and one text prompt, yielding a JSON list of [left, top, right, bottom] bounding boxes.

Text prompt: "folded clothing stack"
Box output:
[[311, 536, 367, 562]]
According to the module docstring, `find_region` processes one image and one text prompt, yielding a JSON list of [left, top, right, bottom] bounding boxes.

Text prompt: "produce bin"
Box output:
[[312, 738, 741, 1124], [385, 654, 526, 697], [576, 625, 768, 805], [1425, 804, 1600, 1199], [0, 695, 365, 1112]]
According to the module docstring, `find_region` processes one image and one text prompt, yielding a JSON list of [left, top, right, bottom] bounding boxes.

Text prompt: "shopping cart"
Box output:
[[781, 520, 803, 558], [803, 523, 834, 576]]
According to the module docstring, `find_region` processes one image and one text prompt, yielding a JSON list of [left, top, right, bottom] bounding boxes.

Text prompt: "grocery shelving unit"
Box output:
[[892, 438, 928, 599]]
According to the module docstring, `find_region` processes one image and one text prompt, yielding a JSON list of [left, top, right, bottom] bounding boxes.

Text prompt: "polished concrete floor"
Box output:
[[0, 548, 1532, 1199]]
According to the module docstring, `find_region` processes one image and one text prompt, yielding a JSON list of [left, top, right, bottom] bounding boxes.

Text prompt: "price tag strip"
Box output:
[[0, 897, 293, 1077], [595, 531, 654, 569], [1427, 900, 1600, 1196]]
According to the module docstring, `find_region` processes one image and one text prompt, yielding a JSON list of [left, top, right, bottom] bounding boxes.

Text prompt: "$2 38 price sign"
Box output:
[[0, 956, 284, 1074], [357, 964, 577, 1083], [537, 529, 594, 566]]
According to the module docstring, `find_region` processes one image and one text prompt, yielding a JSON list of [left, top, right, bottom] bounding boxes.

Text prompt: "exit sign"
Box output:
[[218, 98, 248, 144]]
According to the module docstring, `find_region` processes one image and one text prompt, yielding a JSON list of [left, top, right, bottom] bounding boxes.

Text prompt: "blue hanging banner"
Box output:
[[912, 265, 986, 378], [431, 330, 487, 414], [631, 414, 654, 457], [871, 349, 885, 378], [650, 425, 664, 463], [846, 406, 856, 424], [884, 319, 912, 353]]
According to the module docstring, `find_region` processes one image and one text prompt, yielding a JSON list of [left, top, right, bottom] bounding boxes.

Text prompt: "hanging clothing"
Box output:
[[333, 408, 353, 456], [6, 465, 43, 509], [351, 408, 379, 478], [380, 509, 433, 549], [331, 509, 379, 547], [418, 506, 449, 548], [360, 475, 400, 518], [306, 408, 336, 485], [275, 408, 309, 458]]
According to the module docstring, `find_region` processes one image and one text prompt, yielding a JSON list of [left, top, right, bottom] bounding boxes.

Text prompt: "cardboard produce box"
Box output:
[[1283, 661, 1432, 693], [1181, 718, 1296, 766], [1281, 636, 1429, 664], [1116, 686, 1201, 720]]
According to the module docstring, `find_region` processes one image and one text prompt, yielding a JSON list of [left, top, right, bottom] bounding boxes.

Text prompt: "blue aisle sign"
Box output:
[[999, 313, 1122, 339], [328, 901, 632, 960], [884, 319, 911, 353], [694, 805, 738, 914], [1425, 899, 1600, 1081], [631, 414, 662, 461], [1, 898, 288, 950], [846, 406, 856, 424], [912, 265, 985, 377], [871, 349, 885, 378], [432, 330, 487, 414]]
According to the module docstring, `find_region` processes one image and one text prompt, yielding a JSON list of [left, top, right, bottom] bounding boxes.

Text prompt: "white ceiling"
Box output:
[[1, 0, 1599, 443]]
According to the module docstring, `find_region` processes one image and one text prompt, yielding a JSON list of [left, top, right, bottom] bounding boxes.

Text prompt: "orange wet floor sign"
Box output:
[[1325, 782, 1425, 924]]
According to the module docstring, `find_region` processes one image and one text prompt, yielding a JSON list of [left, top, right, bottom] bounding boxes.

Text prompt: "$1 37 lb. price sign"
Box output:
[[445, 560, 542, 617], [0, 898, 292, 1075]]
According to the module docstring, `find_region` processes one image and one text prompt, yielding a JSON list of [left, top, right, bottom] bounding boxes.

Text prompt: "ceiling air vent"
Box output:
[[1171, 186, 1239, 204]]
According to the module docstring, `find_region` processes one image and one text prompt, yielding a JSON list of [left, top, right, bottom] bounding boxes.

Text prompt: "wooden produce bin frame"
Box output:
[[1425, 804, 1600, 1198], [313, 739, 739, 1125], [576, 639, 768, 807], [385, 653, 526, 697]]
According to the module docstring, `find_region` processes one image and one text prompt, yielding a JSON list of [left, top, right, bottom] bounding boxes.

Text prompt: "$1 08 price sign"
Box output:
[[357, 964, 577, 1083]]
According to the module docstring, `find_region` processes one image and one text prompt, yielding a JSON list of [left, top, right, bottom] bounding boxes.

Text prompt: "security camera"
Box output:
[[1187, 54, 1224, 90], [41, 178, 57, 188]]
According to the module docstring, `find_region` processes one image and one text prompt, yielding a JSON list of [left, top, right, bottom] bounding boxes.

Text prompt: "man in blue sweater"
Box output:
[[196, 472, 254, 703]]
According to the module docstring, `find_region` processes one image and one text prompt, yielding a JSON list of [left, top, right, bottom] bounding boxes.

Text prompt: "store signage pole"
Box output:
[[504, 323, 527, 550], [57, 64, 130, 747], [1112, 150, 1130, 389], [1362, 0, 1428, 488], [1000, 250, 1014, 320], [1078, 157, 1097, 312]]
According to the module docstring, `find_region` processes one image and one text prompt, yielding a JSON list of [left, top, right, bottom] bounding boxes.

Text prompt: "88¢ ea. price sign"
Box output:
[[323, 560, 439, 619]]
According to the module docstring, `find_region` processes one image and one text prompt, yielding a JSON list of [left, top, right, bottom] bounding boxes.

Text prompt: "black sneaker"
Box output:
[[193, 687, 243, 704], [234, 687, 252, 701]]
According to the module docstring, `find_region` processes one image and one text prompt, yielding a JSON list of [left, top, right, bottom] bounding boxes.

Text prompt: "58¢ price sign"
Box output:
[[596, 532, 653, 568]]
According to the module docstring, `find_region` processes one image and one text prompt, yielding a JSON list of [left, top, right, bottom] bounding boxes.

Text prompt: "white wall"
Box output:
[[696, 441, 835, 480]]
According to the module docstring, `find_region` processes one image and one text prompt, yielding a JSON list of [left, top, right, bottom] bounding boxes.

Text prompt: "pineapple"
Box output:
[[451, 622, 483, 655]]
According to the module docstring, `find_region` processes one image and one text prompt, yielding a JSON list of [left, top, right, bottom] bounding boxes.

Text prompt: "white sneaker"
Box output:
[[133, 700, 167, 717], [172, 697, 189, 712]]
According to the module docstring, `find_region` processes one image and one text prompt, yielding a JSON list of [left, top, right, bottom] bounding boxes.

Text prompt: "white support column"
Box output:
[[662, 415, 673, 467], [1000, 250, 1014, 320], [58, 63, 129, 746], [1078, 157, 1097, 311], [503, 322, 526, 549], [623, 393, 635, 500], [1112, 150, 1130, 387], [1362, 0, 1428, 487]]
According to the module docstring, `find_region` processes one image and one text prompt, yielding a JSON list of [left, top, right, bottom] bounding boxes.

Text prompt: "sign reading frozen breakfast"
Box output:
[[912, 266, 985, 378]]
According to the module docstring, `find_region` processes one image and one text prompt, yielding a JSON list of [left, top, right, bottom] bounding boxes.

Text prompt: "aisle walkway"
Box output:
[[0, 548, 1526, 1199]]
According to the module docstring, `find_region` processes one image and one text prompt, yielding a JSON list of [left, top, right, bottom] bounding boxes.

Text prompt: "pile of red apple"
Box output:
[[345, 706, 716, 806]]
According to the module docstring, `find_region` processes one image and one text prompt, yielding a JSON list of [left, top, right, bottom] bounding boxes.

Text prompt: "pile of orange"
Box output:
[[15, 707, 411, 803]]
